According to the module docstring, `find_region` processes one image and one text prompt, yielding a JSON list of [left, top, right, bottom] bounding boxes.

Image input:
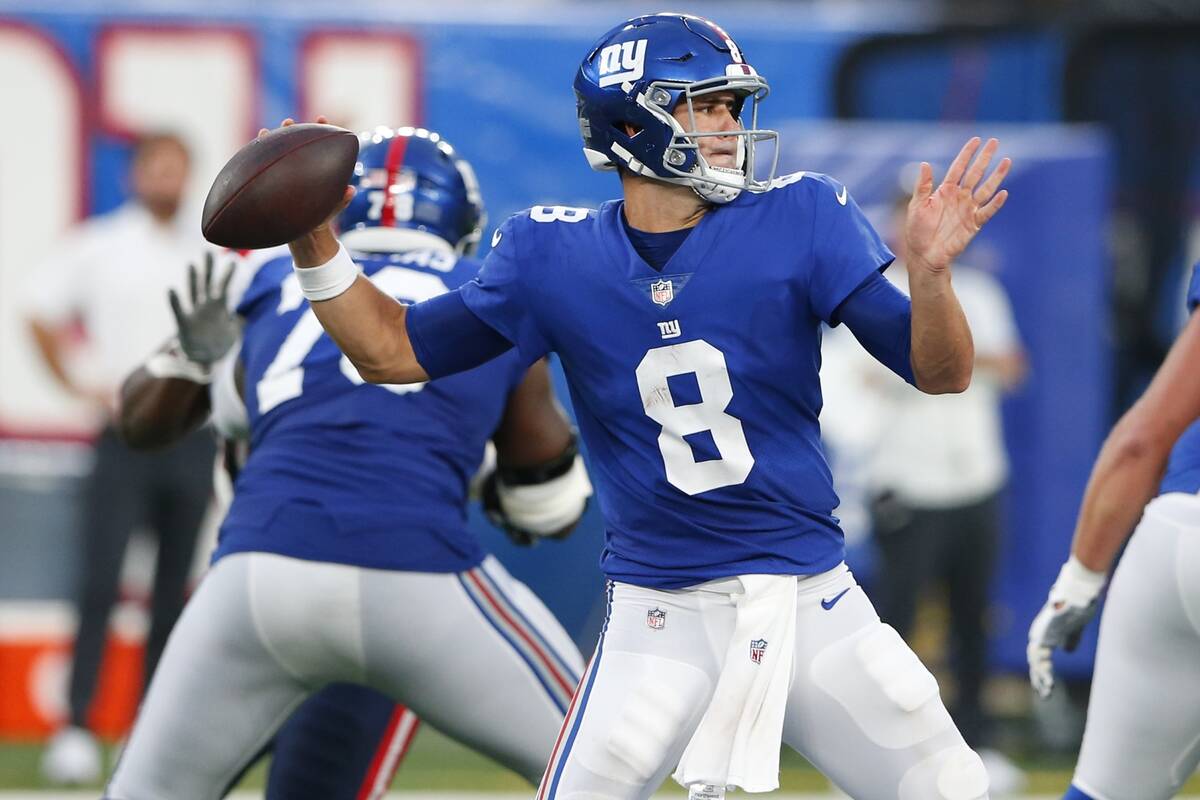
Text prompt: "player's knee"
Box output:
[[898, 744, 988, 800], [935, 746, 989, 800], [812, 622, 953, 750], [857, 624, 941, 713]]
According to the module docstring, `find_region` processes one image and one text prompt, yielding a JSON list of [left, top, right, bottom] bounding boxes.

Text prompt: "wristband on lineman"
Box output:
[[144, 337, 212, 384], [294, 242, 361, 302], [1052, 555, 1107, 607]]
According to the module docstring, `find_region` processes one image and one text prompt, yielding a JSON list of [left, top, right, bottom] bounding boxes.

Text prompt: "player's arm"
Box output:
[[1027, 305, 1200, 698], [905, 138, 1010, 394], [288, 221, 425, 383], [483, 359, 592, 545], [1070, 310, 1200, 571], [118, 363, 212, 450], [288, 212, 514, 385]]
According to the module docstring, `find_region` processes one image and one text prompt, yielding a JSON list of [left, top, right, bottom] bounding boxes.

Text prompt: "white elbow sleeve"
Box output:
[[496, 455, 592, 536]]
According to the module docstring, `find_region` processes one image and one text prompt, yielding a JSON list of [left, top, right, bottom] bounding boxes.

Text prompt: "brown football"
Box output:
[[201, 123, 359, 250]]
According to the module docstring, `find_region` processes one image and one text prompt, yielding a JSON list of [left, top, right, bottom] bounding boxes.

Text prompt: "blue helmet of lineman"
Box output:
[[338, 127, 485, 255], [574, 13, 778, 204]]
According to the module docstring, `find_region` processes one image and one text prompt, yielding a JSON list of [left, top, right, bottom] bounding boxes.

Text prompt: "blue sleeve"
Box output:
[[405, 290, 514, 379], [456, 215, 551, 364], [806, 176, 895, 323], [1188, 260, 1200, 313], [834, 270, 916, 386]]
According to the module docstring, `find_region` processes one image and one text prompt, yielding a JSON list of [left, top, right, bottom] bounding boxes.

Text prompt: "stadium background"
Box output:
[[0, 0, 1197, 794]]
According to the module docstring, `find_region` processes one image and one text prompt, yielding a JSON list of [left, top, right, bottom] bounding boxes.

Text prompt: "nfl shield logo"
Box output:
[[647, 608, 667, 630], [651, 279, 674, 307], [750, 638, 767, 664]]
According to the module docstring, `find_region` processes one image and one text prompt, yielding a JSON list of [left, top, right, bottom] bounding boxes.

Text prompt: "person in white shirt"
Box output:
[[25, 133, 214, 786], [858, 194, 1027, 792]]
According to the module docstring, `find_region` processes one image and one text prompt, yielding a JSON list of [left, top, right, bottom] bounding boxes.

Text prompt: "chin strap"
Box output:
[[607, 140, 745, 205]]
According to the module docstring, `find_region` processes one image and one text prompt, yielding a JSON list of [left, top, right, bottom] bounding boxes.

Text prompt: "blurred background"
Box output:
[[1, 0, 1199, 795]]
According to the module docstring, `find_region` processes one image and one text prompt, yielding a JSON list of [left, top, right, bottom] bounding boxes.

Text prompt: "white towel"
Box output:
[[673, 574, 798, 793]]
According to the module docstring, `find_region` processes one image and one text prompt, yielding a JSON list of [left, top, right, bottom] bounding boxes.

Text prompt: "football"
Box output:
[[201, 123, 359, 250]]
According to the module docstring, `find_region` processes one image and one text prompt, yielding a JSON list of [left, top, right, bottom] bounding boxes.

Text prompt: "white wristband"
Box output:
[[1052, 555, 1107, 607], [144, 337, 212, 384], [294, 242, 360, 302]]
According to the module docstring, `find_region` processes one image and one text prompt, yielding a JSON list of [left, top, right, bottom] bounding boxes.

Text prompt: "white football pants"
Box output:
[[1072, 492, 1200, 800], [106, 552, 584, 800], [537, 564, 989, 800]]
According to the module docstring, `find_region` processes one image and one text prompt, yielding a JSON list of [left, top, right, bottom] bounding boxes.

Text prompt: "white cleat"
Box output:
[[977, 747, 1028, 797], [41, 725, 102, 786]]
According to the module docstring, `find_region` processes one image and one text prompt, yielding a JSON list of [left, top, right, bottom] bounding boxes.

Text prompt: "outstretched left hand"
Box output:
[[905, 137, 1011, 276]]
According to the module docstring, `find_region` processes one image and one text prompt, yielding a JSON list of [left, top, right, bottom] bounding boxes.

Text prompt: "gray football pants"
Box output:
[[106, 552, 584, 800]]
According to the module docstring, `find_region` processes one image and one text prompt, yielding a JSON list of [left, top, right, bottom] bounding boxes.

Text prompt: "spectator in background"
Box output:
[[24, 133, 214, 786], [861, 192, 1028, 794]]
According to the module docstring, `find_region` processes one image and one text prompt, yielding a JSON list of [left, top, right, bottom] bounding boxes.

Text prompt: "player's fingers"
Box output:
[[257, 128, 270, 139], [943, 136, 980, 187], [188, 263, 199, 306], [973, 157, 1011, 204], [202, 251, 214, 299], [911, 162, 934, 204], [1028, 658, 1051, 698], [975, 189, 1008, 226], [961, 138, 998, 192], [315, 115, 329, 124], [218, 258, 236, 299], [168, 289, 187, 330], [281, 118, 295, 127], [335, 186, 356, 215]]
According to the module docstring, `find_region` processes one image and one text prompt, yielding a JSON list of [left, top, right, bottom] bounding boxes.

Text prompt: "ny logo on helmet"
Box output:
[[598, 39, 648, 87]]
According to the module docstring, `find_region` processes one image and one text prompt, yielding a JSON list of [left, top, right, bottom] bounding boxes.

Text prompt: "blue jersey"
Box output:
[[459, 174, 893, 588], [214, 247, 526, 572], [1160, 261, 1200, 495]]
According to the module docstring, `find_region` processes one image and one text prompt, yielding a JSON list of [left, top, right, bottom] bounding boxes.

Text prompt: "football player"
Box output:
[[282, 13, 1010, 800], [103, 127, 590, 800], [1027, 258, 1200, 800]]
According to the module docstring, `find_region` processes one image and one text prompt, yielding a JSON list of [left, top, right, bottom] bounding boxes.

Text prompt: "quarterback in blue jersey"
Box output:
[[284, 13, 1011, 800], [1028, 261, 1200, 800], [104, 128, 590, 800]]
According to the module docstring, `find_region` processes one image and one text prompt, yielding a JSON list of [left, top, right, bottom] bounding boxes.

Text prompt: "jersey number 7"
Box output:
[[257, 266, 445, 414]]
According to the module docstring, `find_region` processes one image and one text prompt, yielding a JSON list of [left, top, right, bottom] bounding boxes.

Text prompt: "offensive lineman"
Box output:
[[282, 14, 1010, 800], [1027, 258, 1200, 800], [104, 127, 589, 799]]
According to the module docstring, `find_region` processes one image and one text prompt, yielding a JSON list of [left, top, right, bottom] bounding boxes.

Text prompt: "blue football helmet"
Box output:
[[574, 13, 778, 204], [338, 127, 485, 255]]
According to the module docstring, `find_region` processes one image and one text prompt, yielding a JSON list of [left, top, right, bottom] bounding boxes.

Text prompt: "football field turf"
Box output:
[[2, 728, 1197, 796]]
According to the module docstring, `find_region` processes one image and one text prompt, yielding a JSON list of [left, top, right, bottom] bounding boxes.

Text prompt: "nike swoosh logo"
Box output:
[[821, 588, 851, 610], [835, 185, 848, 206]]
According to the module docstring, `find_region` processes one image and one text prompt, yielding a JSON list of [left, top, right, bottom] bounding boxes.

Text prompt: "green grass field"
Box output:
[[3, 728, 1199, 796]]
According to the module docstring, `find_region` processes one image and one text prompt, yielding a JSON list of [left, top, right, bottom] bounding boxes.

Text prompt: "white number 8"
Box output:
[[634, 340, 754, 496], [530, 205, 589, 223]]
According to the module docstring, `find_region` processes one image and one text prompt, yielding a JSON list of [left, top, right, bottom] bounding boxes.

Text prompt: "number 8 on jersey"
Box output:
[[635, 339, 754, 496]]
